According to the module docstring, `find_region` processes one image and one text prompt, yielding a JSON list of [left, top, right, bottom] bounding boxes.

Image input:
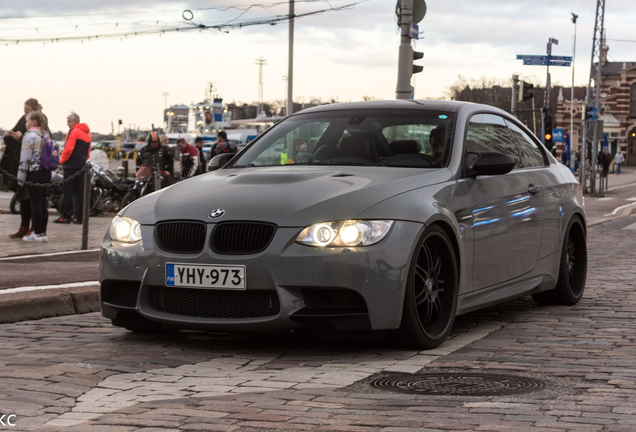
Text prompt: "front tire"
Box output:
[[120, 190, 139, 209], [533, 216, 587, 305], [397, 225, 459, 350], [9, 194, 20, 214]]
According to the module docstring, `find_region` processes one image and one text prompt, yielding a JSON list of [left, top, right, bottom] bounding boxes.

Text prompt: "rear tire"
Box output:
[[57, 193, 66, 215], [9, 194, 20, 214], [533, 216, 587, 305], [397, 225, 459, 350]]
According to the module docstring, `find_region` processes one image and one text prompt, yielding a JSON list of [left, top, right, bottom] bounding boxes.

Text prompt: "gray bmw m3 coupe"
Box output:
[[100, 100, 587, 349]]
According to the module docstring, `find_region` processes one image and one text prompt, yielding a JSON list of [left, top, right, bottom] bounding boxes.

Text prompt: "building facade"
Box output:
[[556, 44, 636, 165]]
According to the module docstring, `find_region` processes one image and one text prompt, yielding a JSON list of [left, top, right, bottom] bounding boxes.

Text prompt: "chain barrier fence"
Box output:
[[1, 162, 93, 250]]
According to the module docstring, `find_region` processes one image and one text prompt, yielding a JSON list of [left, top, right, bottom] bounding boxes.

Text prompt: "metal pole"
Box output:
[[286, 0, 294, 117], [512, 75, 519, 118], [81, 163, 91, 250], [570, 13, 578, 170], [396, 0, 414, 100], [532, 97, 537, 136]]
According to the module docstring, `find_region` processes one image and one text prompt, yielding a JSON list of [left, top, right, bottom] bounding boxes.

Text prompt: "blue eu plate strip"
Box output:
[[166, 264, 175, 286]]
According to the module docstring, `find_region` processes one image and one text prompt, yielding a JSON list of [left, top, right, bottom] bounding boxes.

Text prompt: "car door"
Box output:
[[463, 113, 545, 291], [505, 119, 559, 258]]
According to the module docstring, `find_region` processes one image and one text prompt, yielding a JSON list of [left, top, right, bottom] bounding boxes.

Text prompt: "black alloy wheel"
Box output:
[[397, 225, 459, 349], [532, 216, 587, 305]]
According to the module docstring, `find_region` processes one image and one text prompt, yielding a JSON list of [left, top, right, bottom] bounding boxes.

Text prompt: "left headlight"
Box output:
[[109, 215, 142, 243], [296, 220, 394, 247]]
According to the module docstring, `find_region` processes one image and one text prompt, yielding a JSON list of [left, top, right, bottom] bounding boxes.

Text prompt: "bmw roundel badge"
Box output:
[[209, 209, 225, 219]]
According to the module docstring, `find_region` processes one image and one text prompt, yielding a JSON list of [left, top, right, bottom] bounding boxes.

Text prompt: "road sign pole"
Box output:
[[396, 0, 414, 100]]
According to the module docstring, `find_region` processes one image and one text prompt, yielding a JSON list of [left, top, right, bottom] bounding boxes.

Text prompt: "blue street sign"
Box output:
[[588, 106, 600, 122], [553, 128, 564, 143], [517, 54, 572, 66], [409, 22, 419, 39], [517, 55, 548, 61], [522, 59, 570, 67]]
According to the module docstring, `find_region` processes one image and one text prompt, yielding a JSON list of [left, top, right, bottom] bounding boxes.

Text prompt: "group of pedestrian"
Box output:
[[136, 130, 237, 183], [1, 98, 90, 243], [597, 148, 625, 177]]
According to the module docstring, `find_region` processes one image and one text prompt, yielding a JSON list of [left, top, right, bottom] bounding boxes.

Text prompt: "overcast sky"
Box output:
[[1, 0, 634, 134]]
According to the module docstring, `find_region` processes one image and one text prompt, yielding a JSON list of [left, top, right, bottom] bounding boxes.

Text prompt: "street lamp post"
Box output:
[[570, 13, 578, 170]]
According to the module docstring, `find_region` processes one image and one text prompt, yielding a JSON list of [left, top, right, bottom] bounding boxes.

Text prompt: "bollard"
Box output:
[[81, 163, 91, 250], [123, 159, 128, 178]]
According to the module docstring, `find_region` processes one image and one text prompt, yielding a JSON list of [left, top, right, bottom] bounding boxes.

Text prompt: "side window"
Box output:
[[506, 120, 546, 167], [466, 114, 522, 169]]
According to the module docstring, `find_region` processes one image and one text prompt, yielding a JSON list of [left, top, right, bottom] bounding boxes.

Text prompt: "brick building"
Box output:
[[556, 44, 636, 165]]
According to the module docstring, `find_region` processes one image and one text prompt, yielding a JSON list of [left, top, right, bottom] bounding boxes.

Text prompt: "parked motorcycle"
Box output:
[[58, 162, 134, 216], [9, 171, 63, 214], [120, 164, 172, 209]]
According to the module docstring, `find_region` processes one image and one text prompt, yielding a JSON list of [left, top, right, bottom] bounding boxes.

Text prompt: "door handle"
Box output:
[[528, 184, 541, 194]]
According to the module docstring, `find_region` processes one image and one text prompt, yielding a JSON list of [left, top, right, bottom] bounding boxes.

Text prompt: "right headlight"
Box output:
[[296, 220, 394, 247], [109, 215, 142, 243]]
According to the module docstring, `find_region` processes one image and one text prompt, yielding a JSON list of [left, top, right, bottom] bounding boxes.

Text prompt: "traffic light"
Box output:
[[544, 114, 554, 149], [585, 105, 595, 120], [413, 50, 424, 74], [520, 81, 534, 101]]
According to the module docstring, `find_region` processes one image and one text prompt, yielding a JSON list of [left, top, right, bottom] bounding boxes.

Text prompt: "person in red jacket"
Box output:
[[54, 113, 91, 224]]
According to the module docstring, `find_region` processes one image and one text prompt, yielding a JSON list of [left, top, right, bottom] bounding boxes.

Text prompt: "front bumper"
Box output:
[[99, 220, 424, 331]]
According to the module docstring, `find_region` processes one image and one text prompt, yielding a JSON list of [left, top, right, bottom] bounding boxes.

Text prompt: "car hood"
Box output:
[[123, 166, 453, 226]]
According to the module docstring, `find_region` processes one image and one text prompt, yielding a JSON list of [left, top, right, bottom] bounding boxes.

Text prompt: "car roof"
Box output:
[[296, 99, 467, 114], [293, 99, 511, 119]]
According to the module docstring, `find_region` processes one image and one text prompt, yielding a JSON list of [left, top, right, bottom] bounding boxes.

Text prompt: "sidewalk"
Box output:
[[0, 212, 111, 323], [581, 165, 636, 226]]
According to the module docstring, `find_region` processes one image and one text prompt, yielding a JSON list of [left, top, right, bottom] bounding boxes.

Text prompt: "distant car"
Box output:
[[100, 100, 587, 349]]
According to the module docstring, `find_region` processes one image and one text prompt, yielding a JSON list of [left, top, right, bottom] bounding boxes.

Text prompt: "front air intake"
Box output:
[[211, 222, 276, 255], [155, 221, 206, 254]]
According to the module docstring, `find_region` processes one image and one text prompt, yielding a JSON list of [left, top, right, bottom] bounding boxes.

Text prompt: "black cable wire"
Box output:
[[0, 0, 366, 44]]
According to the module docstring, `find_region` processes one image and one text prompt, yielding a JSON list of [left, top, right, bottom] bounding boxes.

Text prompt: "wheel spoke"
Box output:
[[431, 251, 442, 276], [422, 244, 434, 271]]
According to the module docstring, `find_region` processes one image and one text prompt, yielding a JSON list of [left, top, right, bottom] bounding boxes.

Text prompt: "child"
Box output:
[[17, 111, 52, 243]]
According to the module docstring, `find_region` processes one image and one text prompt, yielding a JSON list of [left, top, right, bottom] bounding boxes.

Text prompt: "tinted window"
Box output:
[[506, 120, 546, 167], [466, 114, 522, 169]]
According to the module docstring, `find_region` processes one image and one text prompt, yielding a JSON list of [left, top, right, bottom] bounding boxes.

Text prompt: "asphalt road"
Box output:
[[0, 250, 99, 290]]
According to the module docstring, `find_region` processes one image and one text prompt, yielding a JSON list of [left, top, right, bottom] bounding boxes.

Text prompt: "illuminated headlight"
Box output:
[[109, 215, 142, 243], [296, 220, 394, 247]]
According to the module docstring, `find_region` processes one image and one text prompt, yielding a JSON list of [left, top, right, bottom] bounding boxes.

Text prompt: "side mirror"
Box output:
[[207, 153, 236, 172], [465, 151, 516, 177]]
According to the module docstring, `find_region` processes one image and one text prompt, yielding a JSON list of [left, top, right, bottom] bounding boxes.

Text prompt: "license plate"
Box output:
[[166, 263, 246, 290]]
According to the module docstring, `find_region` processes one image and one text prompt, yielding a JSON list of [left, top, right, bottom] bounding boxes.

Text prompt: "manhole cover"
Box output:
[[370, 373, 546, 396]]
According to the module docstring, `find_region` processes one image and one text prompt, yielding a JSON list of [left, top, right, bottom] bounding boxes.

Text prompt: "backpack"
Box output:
[[214, 141, 237, 154], [39, 135, 60, 171]]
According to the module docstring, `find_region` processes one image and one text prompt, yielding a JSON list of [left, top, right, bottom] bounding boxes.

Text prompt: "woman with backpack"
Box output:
[[2, 98, 45, 239], [17, 111, 52, 243]]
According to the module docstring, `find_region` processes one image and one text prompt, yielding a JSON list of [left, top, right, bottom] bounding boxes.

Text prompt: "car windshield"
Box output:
[[233, 109, 455, 169]]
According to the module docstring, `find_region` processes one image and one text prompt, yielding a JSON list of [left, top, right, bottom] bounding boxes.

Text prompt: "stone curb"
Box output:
[[0, 286, 100, 324]]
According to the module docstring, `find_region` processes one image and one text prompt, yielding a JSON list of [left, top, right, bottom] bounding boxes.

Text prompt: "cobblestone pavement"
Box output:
[[1, 217, 635, 431]]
